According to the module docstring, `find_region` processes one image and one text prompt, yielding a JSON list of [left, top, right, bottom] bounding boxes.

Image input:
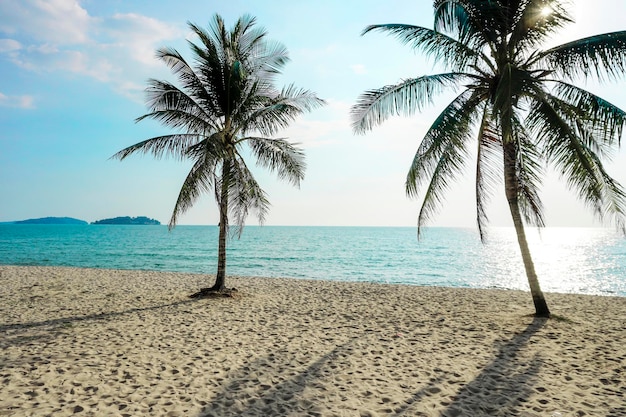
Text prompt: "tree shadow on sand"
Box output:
[[0, 298, 197, 351], [394, 317, 547, 417], [195, 338, 363, 417], [195, 318, 547, 417]]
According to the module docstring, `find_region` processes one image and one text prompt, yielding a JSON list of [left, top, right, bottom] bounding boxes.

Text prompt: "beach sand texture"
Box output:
[[1, 265, 624, 417]]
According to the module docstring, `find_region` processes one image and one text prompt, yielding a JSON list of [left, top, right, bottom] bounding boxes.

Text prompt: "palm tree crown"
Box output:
[[114, 14, 324, 293], [352, 0, 626, 316]]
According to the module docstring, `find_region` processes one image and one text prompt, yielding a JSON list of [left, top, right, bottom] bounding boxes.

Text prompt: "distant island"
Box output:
[[92, 216, 161, 225], [11, 217, 88, 225]]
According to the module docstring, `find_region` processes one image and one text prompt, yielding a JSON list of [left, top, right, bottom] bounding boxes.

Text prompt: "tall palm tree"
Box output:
[[352, 0, 626, 317], [113, 14, 324, 296]]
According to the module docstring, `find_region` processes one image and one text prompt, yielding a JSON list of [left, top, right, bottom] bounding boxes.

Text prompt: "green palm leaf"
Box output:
[[406, 90, 482, 236], [541, 31, 626, 81], [510, 118, 545, 228], [112, 133, 202, 161], [228, 156, 270, 236], [352, 73, 469, 134], [244, 85, 325, 136], [474, 105, 502, 241], [529, 98, 626, 228], [169, 154, 217, 228], [551, 82, 626, 149], [363, 23, 486, 71], [246, 137, 305, 186]]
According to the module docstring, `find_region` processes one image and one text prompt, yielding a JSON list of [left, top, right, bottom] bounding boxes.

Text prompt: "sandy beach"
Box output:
[[1, 265, 624, 416]]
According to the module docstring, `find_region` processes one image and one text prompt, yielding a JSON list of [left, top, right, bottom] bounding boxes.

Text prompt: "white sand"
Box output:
[[1, 265, 624, 416]]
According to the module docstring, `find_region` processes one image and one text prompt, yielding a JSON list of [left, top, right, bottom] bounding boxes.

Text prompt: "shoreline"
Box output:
[[1, 262, 624, 299], [1, 265, 625, 416], [2, 225, 624, 298]]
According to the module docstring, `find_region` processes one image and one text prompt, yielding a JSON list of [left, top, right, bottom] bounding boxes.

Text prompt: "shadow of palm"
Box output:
[[196, 338, 360, 417], [433, 317, 547, 417], [0, 298, 197, 351], [195, 318, 547, 417]]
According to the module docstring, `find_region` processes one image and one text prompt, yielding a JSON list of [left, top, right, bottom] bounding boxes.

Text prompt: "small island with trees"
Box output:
[[10, 217, 88, 225], [91, 216, 161, 225]]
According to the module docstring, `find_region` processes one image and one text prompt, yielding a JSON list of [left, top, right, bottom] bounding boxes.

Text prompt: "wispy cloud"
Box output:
[[0, 0, 92, 44], [0, 0, 181, 100], [274, 99, 352, 148], [0, 92, 35, 109], [273, 97, 431, 152], [106, 13, 180, 67], [0, 38, 21, 53], [350, 64, 367, 75]]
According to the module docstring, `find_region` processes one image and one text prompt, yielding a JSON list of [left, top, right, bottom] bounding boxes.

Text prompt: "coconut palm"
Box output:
[[113, 14, 324, 295], [352, 0, 626, 317]]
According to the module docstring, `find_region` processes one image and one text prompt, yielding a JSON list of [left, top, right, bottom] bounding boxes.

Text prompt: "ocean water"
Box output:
[[0, 224, 624, 297]]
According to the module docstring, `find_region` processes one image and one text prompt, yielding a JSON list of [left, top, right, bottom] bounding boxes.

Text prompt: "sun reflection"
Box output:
[[478, 227, 625, 296]]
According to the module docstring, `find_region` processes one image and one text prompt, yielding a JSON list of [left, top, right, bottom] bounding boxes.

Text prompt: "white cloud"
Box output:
[[63, 50, 116, 82], [0, 92, 35, 109], [0, 1, 181, 100], [0, 38, 21, 53], [113, 80, 147, 102], [0, 0, 92, 45], [106, 13, 180, 67]]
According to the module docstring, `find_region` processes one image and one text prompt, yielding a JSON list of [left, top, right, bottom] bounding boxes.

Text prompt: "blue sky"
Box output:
[[1, 0, 626, 227]]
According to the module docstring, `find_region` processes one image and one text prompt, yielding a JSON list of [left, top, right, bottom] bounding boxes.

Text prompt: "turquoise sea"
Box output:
[[0, 224, 625, 296]]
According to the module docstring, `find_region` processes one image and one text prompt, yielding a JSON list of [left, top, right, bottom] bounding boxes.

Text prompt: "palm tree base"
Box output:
[[189, 286, 238, 299], [533, 298, 551, 318]]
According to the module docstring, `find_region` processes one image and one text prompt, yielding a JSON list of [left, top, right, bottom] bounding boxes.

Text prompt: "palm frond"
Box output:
[[407, 89, 479, 198], [137, 79, 218, 133], [352, 73, 469, 134], [551, 82, 626, 150], [237, 17, 290, 77], [528, 98, 626, 229], [184, 132, 228, 160], [156, 45, 224, 121], [415, 137, 471, 238], [244, 84, 326, 136], [227, 157, 270, 236], [541, 31, 626, 81], [405, 90, 482, 237], [245, 137, 306, 186], [155, 46, 197, 82], [475, 105, 502, 241], [512, 119, 545, 228], [434, 0, 502, 48], [169, 155, 217, 229], [251, 40, 290, 77], [510, 0, 573, 51], [111, 133, 203, 161], [232, 14, 263, 56], [191, 17, 251, 116], [186, 21, 229, 114], [362, 23, 486, 71]]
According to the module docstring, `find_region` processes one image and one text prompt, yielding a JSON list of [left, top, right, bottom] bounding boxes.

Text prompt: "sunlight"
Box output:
[[540, 6, 553, 17], [480, 227, 624, 296]]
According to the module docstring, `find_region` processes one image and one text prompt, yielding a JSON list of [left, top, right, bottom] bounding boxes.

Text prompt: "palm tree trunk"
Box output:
[[212, 164, 230, 291], [504, 144, 550, 317]]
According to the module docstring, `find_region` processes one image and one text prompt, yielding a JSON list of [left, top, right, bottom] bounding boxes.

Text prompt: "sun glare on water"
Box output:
[[478, 228, 625, 296]]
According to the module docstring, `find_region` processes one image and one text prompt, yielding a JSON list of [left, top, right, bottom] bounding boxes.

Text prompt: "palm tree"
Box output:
[[113, 14, 324, 296], [352, 0, 626, 317]]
